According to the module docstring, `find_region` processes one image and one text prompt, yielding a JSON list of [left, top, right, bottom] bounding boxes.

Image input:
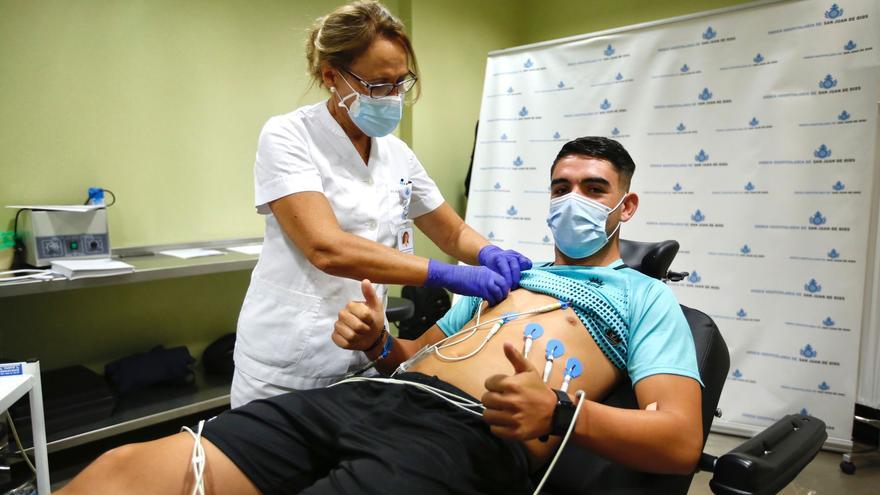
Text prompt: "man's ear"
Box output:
[[620, 192, 639, 223]]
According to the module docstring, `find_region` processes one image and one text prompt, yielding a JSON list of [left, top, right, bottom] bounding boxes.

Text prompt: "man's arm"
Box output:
[[482, 343, 703, 475], [568, 374, 702, 474]]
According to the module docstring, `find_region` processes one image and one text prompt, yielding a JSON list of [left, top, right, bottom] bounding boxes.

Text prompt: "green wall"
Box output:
[[408, 0, 521, 262], [1, 0, 757, 370]]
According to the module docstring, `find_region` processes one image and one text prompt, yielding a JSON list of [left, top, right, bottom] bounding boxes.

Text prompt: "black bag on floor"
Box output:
[[104, 345, 195, 395]]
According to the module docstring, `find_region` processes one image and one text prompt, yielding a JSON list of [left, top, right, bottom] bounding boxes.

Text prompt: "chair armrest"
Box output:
[[706, 414, 827, 495]]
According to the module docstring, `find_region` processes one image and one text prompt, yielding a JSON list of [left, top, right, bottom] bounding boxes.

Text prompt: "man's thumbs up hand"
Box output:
[[481, 343, 559, 440], [332, 279, 386, 351]]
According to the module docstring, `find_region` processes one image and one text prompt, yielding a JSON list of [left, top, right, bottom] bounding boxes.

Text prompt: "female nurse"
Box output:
[[232, 0, 531, 406]]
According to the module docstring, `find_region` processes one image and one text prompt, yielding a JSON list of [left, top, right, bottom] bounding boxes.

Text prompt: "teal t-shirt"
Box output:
[[436, 260, 703, 387]]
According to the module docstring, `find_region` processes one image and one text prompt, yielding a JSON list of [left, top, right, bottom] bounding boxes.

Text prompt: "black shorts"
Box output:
[[202, 372, 533, 495]]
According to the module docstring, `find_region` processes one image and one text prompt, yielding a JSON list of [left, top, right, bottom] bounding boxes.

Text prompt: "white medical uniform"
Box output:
[[232, 101, 444, 404]]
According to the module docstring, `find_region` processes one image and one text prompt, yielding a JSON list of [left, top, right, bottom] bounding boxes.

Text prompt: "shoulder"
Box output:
[[620, 266, 671, 298], [259, 102, 324, 140]]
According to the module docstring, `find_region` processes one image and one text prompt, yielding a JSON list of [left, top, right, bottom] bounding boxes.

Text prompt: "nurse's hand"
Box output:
[[332, 279, 385, 351], [477, 245, 533, 289], [424, 259, 510, 306]]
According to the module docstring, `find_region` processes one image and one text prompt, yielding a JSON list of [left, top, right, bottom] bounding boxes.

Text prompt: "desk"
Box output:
[[0, 238, 263, 298], [0, 361, 50, 495]]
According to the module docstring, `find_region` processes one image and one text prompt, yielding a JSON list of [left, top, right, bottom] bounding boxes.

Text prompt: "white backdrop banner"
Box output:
[[465, 0, 879, 448]]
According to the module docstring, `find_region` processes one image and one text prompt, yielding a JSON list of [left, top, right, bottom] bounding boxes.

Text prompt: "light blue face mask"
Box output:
[[335, 76, 402, 137], [547, 192, 626, 259]]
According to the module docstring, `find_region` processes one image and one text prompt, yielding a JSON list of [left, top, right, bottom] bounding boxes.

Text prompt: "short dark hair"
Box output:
[[551, 137, 636, 190]]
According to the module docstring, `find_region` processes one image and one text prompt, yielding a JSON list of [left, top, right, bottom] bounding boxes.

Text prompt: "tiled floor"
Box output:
[[689, 433, 880, 494]]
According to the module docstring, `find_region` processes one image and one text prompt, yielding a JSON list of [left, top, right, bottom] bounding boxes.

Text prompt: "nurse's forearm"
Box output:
[[414, 204, 488, 265], [309, 230, 432, 285], [270, 193, 450, 285]]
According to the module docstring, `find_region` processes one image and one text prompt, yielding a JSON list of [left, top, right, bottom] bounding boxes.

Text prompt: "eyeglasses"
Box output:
[[341, 67, 418, 98]]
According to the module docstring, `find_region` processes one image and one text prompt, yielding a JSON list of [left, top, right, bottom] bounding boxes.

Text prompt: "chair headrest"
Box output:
[[619, 239, 679, 280]]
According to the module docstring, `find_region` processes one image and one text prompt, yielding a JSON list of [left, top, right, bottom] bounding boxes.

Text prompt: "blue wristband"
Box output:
[[378, 332, 394, 361]]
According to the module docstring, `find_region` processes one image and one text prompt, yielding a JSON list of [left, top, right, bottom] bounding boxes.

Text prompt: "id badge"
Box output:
[[397, 223, 414, 253]]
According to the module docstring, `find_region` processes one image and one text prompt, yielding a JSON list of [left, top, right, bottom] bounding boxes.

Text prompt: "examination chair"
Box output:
[[539, 239, 828, 495]]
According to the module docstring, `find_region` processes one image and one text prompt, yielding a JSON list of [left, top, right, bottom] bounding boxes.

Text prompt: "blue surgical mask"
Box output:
[[334, 77, 402, 137], [547, 192, 626, 259]]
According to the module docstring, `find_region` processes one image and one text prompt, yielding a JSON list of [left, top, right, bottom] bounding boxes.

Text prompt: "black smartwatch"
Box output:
[[549, 389, 576, 436]]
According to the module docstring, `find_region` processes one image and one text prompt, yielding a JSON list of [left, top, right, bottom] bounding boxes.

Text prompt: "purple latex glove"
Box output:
[[425, 259, 511, 306], [477, 245, 533, 289]]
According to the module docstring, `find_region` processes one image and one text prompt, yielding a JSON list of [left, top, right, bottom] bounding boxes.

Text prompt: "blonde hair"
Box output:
[[305, 1, 420, 99]]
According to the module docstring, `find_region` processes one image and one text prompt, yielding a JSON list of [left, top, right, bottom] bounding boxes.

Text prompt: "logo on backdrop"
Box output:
[[563, 97, 628, 118], [763, 72, 862, 100], [720, 51, 779, 70], [647, 122, 697, 136], [792, 208, 855, 233], [479, 131, 518, 144], [485, 105, 542, 122], [528, 131, 569, 143], [769, 2, 870, 36], [654, 86, 732, 109], [757, 142, 857, 167], [668, 269, 720, 291], [473, 203, 532, 222], [728, 368, 757, 384], [789, 244, 856, 264], [786, 314, 851, 333], [800, 344, 818, 359], [657, 26, 736, 52], [607, 126, 630, 139], [492, 57, 547, 76], [568, 43, 632, 66], [477, 155, 537, 171], [535, 80, 575, 93], [716, 116, 773, 132], [825, 3, 843, 19], [711, 180, 768, 195], [486, 85, 522, 98], [471, 180, 511, 193], [750, 275, 846, 301], [590, 71, 634, 87], [707, 242, 765, 258], [781, 379, 846, 397], [649, 148, 727, 169], [651, 62, 703, 79], [745, 345, 841, 367], [712, 307, 760, 322], [798, 108, 867, 127], [804, 37, 874, 59], [642, 180, 695, 195], [645, 208, 724, 228], [793, 178, 861, 196]]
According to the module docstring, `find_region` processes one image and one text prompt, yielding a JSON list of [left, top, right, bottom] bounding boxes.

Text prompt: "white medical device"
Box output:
[[18, 208, 111, 267]]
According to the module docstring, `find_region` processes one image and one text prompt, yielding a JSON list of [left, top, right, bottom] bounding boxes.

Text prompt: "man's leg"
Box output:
[[298, 376, 534, 495], [56, 432, 259, 495]]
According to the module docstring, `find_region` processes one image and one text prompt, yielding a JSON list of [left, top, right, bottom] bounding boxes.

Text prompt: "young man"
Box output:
[[58, 137, 702, 495]]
